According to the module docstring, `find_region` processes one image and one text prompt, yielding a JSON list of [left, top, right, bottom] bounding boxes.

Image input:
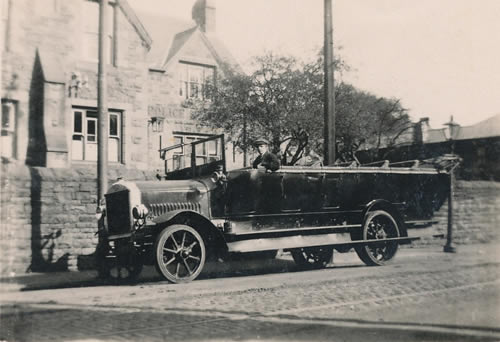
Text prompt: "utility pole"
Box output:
[[323, 0, 336, 165], [97, 0, 109, 204]]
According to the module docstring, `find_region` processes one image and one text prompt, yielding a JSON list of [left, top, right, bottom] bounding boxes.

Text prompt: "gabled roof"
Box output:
[[200, 32, 242, 73], [135, 11, 193, 69], [135, 11, 241, 74], [164, 26, 198, 64], [116, 0, 152, 49]]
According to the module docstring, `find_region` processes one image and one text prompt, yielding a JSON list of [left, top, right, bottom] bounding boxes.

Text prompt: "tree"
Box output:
[[334, 84, 413, 162], [192, 52, 412, 166]]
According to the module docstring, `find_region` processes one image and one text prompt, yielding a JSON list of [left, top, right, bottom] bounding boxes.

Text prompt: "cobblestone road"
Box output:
[[1, 244, 499, 341]]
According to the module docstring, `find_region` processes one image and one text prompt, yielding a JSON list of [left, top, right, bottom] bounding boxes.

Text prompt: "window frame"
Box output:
[[71, 108, 122, 162], [1, 99, 17, 158], [167, 133, 219, 171], [1, 100, 16, 133], [178, 62, 215, 100]]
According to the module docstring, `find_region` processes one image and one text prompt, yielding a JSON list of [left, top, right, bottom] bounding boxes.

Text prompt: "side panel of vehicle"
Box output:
[[224, 168, 416, 218]]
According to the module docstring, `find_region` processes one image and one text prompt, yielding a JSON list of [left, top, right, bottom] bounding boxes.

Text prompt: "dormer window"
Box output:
[[83, 0, 115, 65], [178, 62, 215, 100]]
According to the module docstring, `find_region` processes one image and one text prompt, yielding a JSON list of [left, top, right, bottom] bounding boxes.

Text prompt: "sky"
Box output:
[[128, 0, 500, 128]]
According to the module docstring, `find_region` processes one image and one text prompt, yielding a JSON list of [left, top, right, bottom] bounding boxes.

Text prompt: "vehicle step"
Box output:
[[224, 224, 361, 241], [227, 233, 418, 253]]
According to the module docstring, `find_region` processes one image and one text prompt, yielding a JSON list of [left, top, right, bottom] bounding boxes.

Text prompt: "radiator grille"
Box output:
[[105, 190, 131, 236], [149, 202, 201, 217]]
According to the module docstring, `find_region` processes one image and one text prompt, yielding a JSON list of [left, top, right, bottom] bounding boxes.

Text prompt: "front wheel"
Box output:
[[355, 210, 400, 266], [155, 224, 206, 283]]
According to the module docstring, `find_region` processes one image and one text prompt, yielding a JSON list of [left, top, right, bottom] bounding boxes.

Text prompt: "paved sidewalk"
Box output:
[[1, 242, 498, 293]]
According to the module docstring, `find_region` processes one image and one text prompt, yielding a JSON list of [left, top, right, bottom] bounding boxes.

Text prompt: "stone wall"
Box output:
[[0, 163, 154, 276], [411, 180, 500, 246]]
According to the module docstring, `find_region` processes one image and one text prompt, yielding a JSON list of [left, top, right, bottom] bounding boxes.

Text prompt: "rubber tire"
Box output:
[[154, 224, 206, 283], [355, 210, 400, 266], [291, 246, 333, 269]]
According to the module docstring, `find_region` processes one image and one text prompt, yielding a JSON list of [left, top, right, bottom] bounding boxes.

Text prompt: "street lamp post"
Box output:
[[443, 116, 459, 253], [443, 165, 456, 253]]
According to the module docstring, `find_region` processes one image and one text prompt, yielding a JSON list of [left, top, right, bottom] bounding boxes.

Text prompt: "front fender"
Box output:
[[362, 199, 408, 237], [152, 210, 228, 259]]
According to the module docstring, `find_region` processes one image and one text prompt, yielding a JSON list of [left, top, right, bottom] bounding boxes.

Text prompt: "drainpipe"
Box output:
[[97, 0, 109, 204]]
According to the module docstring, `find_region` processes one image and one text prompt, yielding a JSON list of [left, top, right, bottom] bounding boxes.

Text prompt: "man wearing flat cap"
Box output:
[[252, 138, 280, 172]]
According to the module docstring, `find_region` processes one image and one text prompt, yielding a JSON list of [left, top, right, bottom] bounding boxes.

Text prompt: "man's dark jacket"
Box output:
[[252, 152, 280, 171]]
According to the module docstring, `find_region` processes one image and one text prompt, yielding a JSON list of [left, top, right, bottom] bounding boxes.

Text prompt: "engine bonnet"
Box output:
[[106, 179, 211, 218]]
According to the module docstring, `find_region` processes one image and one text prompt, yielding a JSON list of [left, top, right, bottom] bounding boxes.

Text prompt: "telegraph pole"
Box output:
[[323, 0, 336, 165], [97, 0, 109, 203]]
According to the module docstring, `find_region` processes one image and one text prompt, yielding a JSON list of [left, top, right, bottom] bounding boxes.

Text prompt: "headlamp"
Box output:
[[132, 204, 149, 219], [95, 199, 106, 221]]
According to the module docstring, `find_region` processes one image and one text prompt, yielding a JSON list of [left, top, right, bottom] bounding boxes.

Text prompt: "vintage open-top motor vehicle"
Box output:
[[97, 135, 455, 283]]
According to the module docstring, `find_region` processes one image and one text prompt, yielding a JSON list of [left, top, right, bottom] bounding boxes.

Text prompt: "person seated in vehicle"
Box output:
[[295, 145, 323, 167], [252, 138, 280, 172]]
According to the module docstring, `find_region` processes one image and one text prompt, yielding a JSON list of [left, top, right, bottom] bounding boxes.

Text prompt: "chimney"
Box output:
[[192, 0, 216, 33], [420, 117, 430, 143]]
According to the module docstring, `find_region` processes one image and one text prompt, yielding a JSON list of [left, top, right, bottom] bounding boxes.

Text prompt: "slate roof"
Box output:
[[455, 113, 500, 140], [164, 26, 199, 64], [426, 113, 500, 143], [425, 128, 448, 143]]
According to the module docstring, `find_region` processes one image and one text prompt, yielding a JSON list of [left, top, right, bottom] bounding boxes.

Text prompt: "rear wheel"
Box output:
[[291, 246, 333, 269], [155, 224, 206, 283], [355, 210, 400, 266]]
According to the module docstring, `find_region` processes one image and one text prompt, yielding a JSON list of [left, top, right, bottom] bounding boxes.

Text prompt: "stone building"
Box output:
[[138, 0, 242, 173], [0, 0, 243, 275], [1, 0, 241, 172]]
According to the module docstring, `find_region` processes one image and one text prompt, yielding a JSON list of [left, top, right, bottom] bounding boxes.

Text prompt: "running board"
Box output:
[[224, 224, 361, 242], [226, 233, 419, 253]]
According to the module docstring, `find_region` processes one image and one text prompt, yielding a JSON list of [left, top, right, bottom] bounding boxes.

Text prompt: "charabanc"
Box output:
[[97, 135, 456, 283]]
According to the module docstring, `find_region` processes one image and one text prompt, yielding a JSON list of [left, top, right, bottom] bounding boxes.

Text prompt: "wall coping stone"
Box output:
[[1, 163, 156, 182]]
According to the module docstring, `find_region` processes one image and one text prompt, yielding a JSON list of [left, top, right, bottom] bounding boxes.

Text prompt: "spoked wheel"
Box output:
[[155, 225, 206, 283], [355, 210, 400, 266], [96, 240, 143, 282], [291, 246, 333, 269]]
